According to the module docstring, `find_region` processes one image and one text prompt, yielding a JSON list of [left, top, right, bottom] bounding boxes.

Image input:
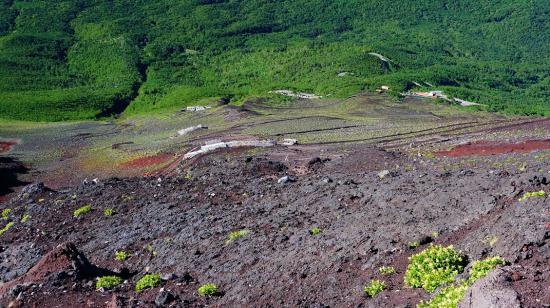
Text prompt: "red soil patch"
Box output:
[[436, 139, 550, 157], [0, 140, 18, 154], [121, 153, 174, 169]]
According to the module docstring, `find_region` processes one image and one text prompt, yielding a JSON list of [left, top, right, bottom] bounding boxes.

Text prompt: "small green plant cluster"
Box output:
[[408, 241, 420, 249], [96, 276, 123, 290], [364, 279, 385, 298], [74, 205, 92, 218], [226, 229, 250, 244], [1, 209, 11, 220], [198, 283, 219, 296], [379, 266, 396, 275], [518, 190, 545, 202], [310, 227, 322, 236], [115, 251, 129, 262], [103, 208, 115, 216], [418, 282, 469, 308], [135, 274, 162, 292], [20, 214, 30, 223], [419, 256, 506, 307], [467, 256, 506, 283], [146, 244, 157, 257], [0, 222, 14, 236], [404, 245, 464, 292]]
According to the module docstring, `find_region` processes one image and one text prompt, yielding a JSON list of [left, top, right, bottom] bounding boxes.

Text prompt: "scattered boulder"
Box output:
[[155, 290, 176, 307], [458, 268, 520, 308], [281, 139, 298, 146], [17, 183, 47, 200], [377, 170, 390, 179], [278, 176, 295, 184], [177, 124, 207, 136], [0, 243, 116, 298]]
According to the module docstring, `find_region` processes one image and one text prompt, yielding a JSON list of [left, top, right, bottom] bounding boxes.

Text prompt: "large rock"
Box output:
[[459, 268, 520, 308]]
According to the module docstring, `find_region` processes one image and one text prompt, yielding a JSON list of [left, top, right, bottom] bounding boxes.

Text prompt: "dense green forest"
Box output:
[[0, 0, 548, 121]]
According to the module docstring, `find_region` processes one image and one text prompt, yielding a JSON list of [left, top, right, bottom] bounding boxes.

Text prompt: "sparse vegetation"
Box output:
[[198, 283, 219, 297], [418, 281, 469, 308], [1, 209, 11, 220], [468, 256, 506, 283], [74, 205, 92, 218], [104, 208, 115, 216], [419, 256, 506, 307], [518, 190, 546, 202], [408, 241, 420, 249], [135, 274, 162, 292], [310, 227, 322, 236], [0, 222, 14, 236], [226, 229, 250, 244], [379, 266, 396, 275], [364, 280, 385, 298], [96, 276, 123, 290], [115, 251, 129, 262], [20, 214, 30, 223], [404, 245, 465, 292], [146, 244, 158, 257]]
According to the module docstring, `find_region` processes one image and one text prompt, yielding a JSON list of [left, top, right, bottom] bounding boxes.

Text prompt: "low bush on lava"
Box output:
[[226, 229, 250, 244], [467, 256, 506, 283], [96, 276, 123, 290], [404, 245, 465, 292], [135, 274, 162, 292], [364, 279, 385, 298], [419, 256, 506, 307], [379, 266, 396, 275], [74, 205, 92, 218], [115, 251, 129, 262], [310, 227, 322, 235], [1, 209, 11, 220], [0, 222, 14, 236], [518, 190, 545, 202], [20, 214, 30, 223], [198, 283, 219, 296], [418, 281, 469, 308], [408, 241, 420, 249], [103, 208, 115, 216]]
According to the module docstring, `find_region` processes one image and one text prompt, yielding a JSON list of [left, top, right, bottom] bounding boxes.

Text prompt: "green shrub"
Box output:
[[0, 222, 14, 236], [518, 190, 545, 202], [468, 256, 506, 283], [404, 245, 464, 292], [135, 274, 162, 292], [74, 205, 92, 218], [408, 241, 420, 249], [20, 214, 30, 223], [226, 229, 250, 244], [419, 256, 506, 307], [379, 266, 396, 275], [310, 227, 322, 235], [364, 279, 385, 298], [198, 283, 219, 296], [418, 281, 469, 308], [96, 276, 123, 290], [115, 251, 129, 262], [104, 208, 115, 216], [1, 209, 11, 220]]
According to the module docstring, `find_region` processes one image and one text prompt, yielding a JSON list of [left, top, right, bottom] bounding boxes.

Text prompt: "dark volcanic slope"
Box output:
[[0, 146, 549, 307]]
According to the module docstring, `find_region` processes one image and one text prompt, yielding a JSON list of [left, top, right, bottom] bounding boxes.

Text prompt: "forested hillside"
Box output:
[[0, 0, 549, 121]]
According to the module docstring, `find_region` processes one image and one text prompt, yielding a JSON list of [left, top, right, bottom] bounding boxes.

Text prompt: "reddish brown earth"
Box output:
[[436, 139, 550, 157], [120, 153, 175, 169], [0, 140, 18, 154], [1, 144, 549, 307]]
